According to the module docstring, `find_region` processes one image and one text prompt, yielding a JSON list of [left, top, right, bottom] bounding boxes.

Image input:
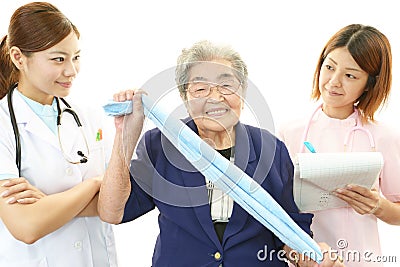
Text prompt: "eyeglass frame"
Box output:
[[184, 79, 243, 98]]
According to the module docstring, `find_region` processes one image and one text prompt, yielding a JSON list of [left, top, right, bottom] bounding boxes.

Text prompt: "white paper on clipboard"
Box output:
[[293, 152, 384, 212]]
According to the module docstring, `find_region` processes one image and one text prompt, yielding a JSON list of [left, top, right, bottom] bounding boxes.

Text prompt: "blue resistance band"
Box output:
[[103, 96, 323, 262]]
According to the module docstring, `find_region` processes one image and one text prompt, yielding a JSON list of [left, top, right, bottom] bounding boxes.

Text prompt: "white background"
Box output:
[[1, 1, 400, 266]]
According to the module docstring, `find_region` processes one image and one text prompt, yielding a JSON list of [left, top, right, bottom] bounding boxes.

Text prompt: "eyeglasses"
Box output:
[[186, 80, 242, 98]]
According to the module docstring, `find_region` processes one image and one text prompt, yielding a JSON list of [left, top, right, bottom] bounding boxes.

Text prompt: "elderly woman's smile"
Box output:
[[205, 107, 229, 117]]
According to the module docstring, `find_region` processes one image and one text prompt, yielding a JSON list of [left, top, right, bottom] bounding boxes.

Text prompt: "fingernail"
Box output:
[[0, 190, 9, 197], [336, 189, 343, 193], [1, 181, 10, 186], [6, 197, 16, 204]]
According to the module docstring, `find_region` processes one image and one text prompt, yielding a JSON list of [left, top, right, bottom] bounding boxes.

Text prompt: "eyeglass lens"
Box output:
[[187, 80, 241, 98]]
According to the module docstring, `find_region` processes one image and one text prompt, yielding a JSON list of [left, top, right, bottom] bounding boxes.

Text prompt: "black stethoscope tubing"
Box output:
[[7, 84, 21, 175], [7, 83, 88, 177]]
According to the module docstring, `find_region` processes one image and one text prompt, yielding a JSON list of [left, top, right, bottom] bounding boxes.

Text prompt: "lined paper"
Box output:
[[294, 152, 383, 211]]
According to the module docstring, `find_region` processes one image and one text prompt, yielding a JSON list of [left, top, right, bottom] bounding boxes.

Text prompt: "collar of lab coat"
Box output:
[[11, 90, 80, 154]]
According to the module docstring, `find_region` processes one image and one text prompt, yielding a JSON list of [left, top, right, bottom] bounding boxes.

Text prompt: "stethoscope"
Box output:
[[7, 83, 89, 176], [299, 103, 375, 153]]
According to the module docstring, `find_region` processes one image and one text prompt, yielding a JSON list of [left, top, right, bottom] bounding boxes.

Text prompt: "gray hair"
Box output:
[[175, 40, 248, 99]]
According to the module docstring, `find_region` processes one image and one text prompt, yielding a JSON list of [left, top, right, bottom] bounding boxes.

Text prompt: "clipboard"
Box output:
[[293, 152, 383, 212]]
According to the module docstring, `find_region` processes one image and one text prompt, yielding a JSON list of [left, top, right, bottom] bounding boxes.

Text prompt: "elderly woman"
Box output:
[[98, 40, 342, 267]]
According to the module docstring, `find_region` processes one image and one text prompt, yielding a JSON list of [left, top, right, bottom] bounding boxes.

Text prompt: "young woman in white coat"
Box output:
[[0, 2, 116, 266]]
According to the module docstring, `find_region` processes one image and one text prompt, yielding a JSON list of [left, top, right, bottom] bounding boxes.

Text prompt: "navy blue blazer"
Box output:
[[122, 118, 313, 266]]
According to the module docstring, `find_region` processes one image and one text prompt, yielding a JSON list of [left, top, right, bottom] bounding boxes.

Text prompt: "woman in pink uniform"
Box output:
[[278, 24, 400, 267]]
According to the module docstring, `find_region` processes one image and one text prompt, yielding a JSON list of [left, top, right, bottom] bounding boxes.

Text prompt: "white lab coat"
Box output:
[[0, 91, 117, 267]]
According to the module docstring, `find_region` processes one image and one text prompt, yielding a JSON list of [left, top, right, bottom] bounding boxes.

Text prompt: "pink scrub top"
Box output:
[[278, 108, 400, 267]]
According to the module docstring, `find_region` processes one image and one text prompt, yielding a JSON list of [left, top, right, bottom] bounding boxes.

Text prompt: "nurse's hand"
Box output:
[[333, 184, 381, 215], [91, 175, 103, 182], [77, 175, 103, 217], [1, 178, 46, 204], [317, 242, 346, 266]]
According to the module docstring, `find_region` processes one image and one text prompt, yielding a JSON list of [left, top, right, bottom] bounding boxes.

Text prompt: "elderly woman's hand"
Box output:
[[112, 89, 146, 132], [285, 243, 345, 267]]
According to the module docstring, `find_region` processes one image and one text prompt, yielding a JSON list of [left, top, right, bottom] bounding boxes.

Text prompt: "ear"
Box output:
[[180, 92, 189, 105], [179, 91, 187, 101], [9, 46, 26, 70], [179, 92, 192, 115]]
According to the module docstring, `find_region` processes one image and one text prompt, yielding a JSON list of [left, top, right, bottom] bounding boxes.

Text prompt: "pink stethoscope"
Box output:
[[299, 103, 376, 153]]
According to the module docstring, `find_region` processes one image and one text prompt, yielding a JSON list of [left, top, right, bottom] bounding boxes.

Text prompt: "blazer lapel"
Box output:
[[174, 120, 259, 249], [222, 122, 257, 247], [178, 119, 222, 249], [179, 170, 222, 249]]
